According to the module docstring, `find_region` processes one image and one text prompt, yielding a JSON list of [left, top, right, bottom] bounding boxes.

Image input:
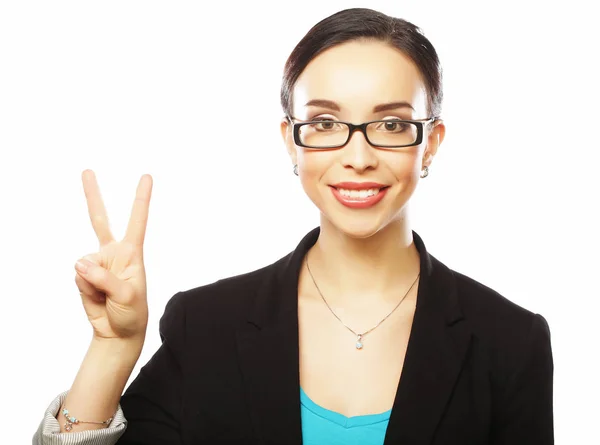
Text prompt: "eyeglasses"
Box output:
[[288, 117, 437, 149]]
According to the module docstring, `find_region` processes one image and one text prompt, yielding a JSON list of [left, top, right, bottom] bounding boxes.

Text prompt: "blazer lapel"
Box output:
[[235, 229, 319, 445], [384, 231, 472, 444]]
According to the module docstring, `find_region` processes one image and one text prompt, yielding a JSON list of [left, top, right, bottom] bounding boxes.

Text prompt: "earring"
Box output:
[[293, 164, 299, 176], [420, 166, 429, 178]]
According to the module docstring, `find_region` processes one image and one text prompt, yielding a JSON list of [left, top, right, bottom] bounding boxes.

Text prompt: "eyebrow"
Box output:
[[304, 99, 415, 113]]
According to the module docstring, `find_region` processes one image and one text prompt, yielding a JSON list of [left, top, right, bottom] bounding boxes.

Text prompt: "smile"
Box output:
[[329, 183, 390, 209]]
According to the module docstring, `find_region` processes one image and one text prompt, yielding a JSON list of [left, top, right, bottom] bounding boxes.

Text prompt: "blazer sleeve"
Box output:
[[32, 391, 126, 445], [116, 291, 187, 444], [491, 313, 554, 444]]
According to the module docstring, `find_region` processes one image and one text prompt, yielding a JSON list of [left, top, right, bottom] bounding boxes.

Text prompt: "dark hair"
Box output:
[[281, 8, 443, 119]]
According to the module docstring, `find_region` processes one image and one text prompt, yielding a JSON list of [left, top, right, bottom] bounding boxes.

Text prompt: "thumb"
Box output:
[[75, 258, 124, 298]]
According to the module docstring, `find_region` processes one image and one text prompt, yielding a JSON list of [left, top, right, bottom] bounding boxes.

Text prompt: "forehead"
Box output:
[[293, 40, 427, 117]]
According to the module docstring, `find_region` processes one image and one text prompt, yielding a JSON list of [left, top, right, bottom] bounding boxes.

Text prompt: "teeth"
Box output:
[[337, 188, 381, 198]]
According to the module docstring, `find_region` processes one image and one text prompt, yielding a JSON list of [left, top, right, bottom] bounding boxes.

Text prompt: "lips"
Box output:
[[329, 182, 390, 209]]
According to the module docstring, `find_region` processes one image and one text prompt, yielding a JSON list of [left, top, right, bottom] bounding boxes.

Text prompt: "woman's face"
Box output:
[[281, 39, 445, 238]]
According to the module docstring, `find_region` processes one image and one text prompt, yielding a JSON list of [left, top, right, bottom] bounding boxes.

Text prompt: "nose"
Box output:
[[340, 129, 379, 173]]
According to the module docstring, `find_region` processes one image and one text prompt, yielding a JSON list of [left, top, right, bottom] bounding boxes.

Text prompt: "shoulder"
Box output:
[[450, 265, 550, 335], [445, 263, 552, 376], [161, 252, 292, 328]]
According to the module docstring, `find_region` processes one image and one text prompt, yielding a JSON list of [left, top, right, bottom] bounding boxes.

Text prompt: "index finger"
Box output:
[[124, 173, 153, 248], [82, 169, 115, 246]]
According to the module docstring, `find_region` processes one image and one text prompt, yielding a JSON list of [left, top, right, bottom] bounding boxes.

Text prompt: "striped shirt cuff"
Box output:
[[32, 391, 127, 445]]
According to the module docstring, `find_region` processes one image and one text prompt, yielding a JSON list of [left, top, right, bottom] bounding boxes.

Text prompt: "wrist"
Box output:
[[89, 336, 144, 368]]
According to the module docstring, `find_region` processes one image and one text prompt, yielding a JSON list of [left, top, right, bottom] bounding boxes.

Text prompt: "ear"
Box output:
[[280, 117, 298, 166], [422, 119, 445, 168]]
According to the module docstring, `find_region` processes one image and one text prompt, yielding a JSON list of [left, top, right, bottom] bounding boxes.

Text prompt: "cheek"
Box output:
[[297, 150, 335, 181], [382, 150, 422, 183], [296, 151, 337, 205]]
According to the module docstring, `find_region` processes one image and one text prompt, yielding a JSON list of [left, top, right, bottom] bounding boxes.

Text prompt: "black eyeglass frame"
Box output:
[[287, 116, 438, 149]]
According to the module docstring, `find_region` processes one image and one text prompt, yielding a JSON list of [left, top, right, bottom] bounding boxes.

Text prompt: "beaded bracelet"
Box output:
[[62, 408, 114, 432]]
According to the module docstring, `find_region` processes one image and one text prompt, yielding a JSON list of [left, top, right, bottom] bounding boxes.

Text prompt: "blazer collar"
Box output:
[[236, 226, 471, 445]]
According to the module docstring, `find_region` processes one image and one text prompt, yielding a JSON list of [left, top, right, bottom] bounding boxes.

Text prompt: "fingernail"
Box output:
[[75, 260, 89, 274]]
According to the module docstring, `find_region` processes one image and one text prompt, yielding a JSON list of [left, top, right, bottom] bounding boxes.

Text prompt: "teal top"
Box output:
[[300, 388, 391, 445]]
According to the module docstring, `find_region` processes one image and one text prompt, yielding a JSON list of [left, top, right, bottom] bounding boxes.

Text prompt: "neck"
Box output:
[[306, 216, 421, 304]]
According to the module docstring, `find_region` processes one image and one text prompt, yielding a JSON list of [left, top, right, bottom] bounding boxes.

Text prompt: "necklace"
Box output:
[[305, 254, 420, 350]]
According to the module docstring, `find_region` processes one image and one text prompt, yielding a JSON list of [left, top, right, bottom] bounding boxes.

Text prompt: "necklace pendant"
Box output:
[[356, 334, 364, 350]]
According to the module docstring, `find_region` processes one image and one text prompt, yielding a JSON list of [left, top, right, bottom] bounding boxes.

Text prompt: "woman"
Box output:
[[33, 7, 553, 445]]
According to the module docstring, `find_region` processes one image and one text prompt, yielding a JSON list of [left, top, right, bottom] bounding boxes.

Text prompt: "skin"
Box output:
[[280, 39, 446, 416], [57, 170, 152, 432]]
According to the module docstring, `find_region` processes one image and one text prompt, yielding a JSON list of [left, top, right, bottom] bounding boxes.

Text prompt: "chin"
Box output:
[[321, 212, 389, 240]]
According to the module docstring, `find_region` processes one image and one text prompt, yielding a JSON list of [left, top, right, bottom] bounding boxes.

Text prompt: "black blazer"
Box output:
[[118, 227, 553, 445]]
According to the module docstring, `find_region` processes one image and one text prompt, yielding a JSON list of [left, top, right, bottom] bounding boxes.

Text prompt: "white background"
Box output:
[[1, 1, 598, 443]]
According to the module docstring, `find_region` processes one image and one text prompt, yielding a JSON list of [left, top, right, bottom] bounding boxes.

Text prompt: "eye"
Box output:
[[308, 116, 344, 132], [375, 119, 408, 133], [316, 120, 336, 130], [385, 121, 399, 131]]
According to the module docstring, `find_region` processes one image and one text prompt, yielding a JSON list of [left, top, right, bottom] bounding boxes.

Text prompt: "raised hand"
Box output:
[[74, 169, 153, 342]]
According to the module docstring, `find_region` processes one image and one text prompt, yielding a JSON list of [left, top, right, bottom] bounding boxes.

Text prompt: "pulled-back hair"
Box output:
[[281, 8, 443, 118]]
